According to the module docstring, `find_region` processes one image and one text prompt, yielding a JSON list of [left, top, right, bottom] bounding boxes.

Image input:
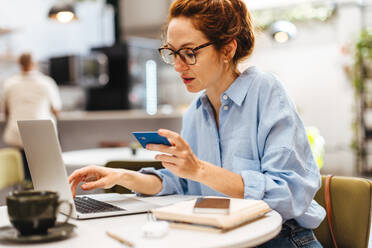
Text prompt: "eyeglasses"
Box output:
[[158, 41, 215, 65]]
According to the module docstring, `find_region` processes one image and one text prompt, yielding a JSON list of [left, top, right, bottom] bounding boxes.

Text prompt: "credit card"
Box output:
[[132, 131, 171, 148]]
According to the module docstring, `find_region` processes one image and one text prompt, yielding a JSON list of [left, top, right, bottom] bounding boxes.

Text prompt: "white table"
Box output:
[[0, 194, 282, 248]]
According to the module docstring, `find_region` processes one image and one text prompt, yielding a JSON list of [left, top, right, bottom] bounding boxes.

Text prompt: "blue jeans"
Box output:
[[257, 219, 323, 248]]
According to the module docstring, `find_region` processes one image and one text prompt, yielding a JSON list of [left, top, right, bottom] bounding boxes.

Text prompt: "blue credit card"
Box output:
[[132, 131, 172, 148]]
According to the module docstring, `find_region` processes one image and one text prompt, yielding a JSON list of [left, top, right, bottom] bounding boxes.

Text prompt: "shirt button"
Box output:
[[222, 94, 228, 100], [223, 105, 229, 111]]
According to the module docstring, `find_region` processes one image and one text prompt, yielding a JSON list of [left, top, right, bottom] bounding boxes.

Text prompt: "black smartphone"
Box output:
[[193, 197, 230, 214]]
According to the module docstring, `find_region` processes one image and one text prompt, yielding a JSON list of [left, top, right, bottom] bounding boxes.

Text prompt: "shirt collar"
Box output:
[[196, 66, 257, 109], [196, 91, 208, 109]]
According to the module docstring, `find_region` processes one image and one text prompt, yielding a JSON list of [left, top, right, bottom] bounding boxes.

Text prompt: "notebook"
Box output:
[[152, 197, 271, 233], [17, 119, 161, 220]]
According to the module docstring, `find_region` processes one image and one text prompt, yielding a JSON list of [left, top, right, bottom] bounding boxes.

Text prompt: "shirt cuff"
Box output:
[[135, 167, 172, 196], [240, 170, 266, 200]]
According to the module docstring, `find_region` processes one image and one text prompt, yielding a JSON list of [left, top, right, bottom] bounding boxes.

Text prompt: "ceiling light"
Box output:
[[48, 3, 77, 23], [270, 20, 297, 43]]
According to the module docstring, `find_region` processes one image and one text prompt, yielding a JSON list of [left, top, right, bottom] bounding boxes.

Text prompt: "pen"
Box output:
[[106, 231, 134, 247]]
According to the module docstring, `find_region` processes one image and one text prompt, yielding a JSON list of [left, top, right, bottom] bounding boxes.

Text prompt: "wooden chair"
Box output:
[[314, 175, 372, 248], [104, 160, 163, 194]]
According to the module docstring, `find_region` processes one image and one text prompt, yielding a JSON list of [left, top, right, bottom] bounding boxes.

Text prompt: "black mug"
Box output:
[[6, 190, 72, 236]]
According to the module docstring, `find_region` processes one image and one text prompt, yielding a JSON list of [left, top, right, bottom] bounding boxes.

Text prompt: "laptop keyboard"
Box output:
[[74, 196, 126, 214]]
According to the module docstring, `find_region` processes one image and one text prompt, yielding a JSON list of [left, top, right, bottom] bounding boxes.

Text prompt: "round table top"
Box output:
[[0, 202, 283, 248], [74, 206, 283, 248]]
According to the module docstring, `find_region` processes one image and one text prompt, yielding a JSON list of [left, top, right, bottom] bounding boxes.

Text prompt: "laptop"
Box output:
[[17, 119, 161, 219]]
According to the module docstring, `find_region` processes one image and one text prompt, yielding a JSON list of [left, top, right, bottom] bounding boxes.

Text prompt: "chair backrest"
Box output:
[[0, 148, 24, 189], [314, 175, 372, 248], [104, 160, 163, 194]]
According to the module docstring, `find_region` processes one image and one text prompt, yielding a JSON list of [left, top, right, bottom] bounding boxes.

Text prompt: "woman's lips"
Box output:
[[182, 77, 194, 84]]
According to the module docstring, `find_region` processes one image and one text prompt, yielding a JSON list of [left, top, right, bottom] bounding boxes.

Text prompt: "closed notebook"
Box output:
[[152, 197, 271, 233]]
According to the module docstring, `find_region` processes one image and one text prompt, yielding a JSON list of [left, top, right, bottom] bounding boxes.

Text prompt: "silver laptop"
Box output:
[[17, 119, 160, 219]]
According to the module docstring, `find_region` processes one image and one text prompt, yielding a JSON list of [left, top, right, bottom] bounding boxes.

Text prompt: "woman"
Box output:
[[69, 0, 325, 246]]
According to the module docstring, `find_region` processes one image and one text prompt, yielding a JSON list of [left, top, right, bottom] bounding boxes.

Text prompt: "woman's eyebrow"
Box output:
[[167, 42, 196, 49], [179, 42, 196, 47], [163, 43, 173, 49]]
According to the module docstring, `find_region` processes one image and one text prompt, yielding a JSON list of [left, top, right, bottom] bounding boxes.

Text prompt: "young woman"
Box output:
[[69, 0, 325, 246]]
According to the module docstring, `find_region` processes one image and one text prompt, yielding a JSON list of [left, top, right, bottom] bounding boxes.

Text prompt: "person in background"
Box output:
[[2, 52, 62, 181], [69, 0, 325, 246]]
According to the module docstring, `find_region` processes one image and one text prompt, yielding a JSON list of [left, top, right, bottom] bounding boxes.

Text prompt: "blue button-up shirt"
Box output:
[[140, 67, 325, 229]]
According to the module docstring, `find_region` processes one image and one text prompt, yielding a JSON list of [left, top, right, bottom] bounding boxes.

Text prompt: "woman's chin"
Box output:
[[185, 85, 202, 93]]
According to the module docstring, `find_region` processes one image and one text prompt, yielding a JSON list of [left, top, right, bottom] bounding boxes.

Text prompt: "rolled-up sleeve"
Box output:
[[240, 147, 321, 221], [137, 168, 187, 196], [240, 75, 325, 228]]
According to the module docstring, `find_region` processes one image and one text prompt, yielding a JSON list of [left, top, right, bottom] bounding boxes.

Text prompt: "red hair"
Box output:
[[166, 0, 255, 65]]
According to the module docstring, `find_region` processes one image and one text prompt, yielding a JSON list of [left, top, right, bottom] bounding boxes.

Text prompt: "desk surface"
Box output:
[[0, 194, 282, 248]]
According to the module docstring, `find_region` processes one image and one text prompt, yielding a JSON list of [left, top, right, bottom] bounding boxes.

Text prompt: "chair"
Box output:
[[0, 148, 24, 190], [314, 176, 372, 248], [104, 160, 163, 194]]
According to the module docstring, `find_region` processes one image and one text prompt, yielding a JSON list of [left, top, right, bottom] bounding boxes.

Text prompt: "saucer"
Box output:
[[0, 222, 76, 243]]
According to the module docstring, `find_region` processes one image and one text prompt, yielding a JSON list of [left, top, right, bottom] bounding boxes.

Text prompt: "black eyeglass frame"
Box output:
[[158, 40, 215, 65]]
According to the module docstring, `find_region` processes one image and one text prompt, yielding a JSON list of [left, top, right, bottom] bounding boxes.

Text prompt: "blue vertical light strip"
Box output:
[[146, 60, 157, 115]]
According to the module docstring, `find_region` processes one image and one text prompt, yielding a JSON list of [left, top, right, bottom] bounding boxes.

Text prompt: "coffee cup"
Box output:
[[6, 190, 72, 236]]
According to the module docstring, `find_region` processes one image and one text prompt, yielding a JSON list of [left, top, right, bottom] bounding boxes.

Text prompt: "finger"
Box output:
[[81, 179, 106, 191], [161, 161, 177, 171], [155, 154, 180, 164], [69, 169, 88, 184], [147, 144, 183, 157], [70, 174, 88, 197], [158, 129, 186, 147], [85, 175, 98, 182], [68, 165, 101, 183], [70, 179, 80, 198], [68, 172, 78, 184]]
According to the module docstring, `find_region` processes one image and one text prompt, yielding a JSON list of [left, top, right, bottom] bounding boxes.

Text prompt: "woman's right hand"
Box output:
[[68, 165, 122, 198]]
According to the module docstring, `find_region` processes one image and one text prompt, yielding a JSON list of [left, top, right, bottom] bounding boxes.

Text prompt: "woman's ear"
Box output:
[[222, 39, 237, 61]]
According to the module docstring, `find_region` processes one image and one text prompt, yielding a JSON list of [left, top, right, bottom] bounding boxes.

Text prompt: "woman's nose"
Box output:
[[174, 56, 189, 72]]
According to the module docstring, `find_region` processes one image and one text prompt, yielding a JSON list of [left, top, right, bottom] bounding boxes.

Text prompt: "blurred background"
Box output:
[[0, 0, 372, 178]]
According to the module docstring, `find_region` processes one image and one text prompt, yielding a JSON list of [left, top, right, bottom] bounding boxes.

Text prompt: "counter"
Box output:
[[58, 109, 183, 121], [0, 109, 183, 151]]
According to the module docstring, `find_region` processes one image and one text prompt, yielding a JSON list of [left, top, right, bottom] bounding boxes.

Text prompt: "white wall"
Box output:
[[0, 0, 114, 60], [121, 0, 171, 38], [0, 0, 116, 111], [240, 6, 364, 175]]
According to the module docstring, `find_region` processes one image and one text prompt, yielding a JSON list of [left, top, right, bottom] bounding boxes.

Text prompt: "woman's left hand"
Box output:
[[146, 129, 203, 181]]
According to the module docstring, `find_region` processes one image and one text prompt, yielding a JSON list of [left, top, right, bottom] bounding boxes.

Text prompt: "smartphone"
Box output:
[[193, 197, 230, 214], [132, 131, 172, 148]]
